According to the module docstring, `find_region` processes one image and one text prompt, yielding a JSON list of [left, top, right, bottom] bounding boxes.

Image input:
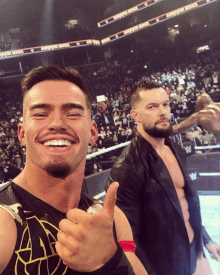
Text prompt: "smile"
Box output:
[[43, 139, 73, 147], [39, 139, 77, 153]]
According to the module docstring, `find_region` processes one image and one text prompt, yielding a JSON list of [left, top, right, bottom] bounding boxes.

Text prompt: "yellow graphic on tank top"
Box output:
[[15, 216, 68, 275]]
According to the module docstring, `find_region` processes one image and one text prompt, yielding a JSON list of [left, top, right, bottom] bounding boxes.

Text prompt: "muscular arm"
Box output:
[[114, 206, 148, 275], [0, 208, 17, 273], [171, 112, 199, 135], [215, 103, 220, 142]]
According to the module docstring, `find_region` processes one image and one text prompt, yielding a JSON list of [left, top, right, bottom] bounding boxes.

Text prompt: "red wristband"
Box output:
[[119, 240, 136, 253]]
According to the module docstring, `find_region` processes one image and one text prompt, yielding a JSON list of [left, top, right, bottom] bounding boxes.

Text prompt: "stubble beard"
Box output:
[[143, 121, 173, 138]]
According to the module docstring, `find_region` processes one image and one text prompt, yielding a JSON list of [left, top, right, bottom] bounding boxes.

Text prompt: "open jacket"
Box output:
[[105, 132, 212, 275]]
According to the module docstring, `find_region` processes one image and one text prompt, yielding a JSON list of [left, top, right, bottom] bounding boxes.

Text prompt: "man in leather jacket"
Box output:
[[106, 81, 217, 275]]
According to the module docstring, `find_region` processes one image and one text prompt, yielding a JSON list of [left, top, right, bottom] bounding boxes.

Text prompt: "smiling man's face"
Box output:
[[18, 80, 97, 178]]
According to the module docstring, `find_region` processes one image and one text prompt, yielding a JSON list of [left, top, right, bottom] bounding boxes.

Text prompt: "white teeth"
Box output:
[[43, 140, 72, 147]]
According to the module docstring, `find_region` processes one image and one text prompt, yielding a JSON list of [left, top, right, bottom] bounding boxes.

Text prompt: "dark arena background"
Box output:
[[0, 0, 219, 273]]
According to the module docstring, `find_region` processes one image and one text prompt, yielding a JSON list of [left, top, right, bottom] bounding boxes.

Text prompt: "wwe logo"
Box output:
[[189, 172, 197, 181], [184, 145, 192, 154]]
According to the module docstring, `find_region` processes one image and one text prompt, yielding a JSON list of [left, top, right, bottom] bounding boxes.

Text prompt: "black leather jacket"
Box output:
[[105, 132, 212, 275]]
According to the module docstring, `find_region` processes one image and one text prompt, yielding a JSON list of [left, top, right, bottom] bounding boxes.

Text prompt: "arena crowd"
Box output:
[[0, 51, 220, 182]]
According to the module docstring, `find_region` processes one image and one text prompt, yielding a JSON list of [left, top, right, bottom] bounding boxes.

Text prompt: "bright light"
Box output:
[[69, 20, 79, 25], [65, 19, 79, 29], [175, 24, 179, 27], [144, 65, 147, 68], [204, 25, 207, 27], [131, 50, 133, 53]]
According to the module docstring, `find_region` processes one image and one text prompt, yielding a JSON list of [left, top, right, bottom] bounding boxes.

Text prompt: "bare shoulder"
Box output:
[[114, 206, 133, 242], [0, 208, 17, 273]]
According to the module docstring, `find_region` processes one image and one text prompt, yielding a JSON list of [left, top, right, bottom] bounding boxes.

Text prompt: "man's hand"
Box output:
[[56, 182, 119, 272], [197, 104, 220, 133], [205, 243, 220, 262]]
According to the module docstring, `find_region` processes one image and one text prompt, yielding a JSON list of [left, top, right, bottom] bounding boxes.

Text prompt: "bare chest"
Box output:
[[158, 148, 185, 189], [157, 147, 195, 241]]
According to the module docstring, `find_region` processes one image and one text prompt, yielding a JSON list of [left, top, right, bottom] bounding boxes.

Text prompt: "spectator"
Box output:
[[121, 112, 128, 129]]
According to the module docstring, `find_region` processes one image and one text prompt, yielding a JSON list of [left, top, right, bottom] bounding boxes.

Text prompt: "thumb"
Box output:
[[101, 182, 119, 219], [210, 251, 219, 260]]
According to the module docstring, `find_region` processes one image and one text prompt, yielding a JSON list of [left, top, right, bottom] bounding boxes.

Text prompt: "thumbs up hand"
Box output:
[[56, 182, 119, 272]]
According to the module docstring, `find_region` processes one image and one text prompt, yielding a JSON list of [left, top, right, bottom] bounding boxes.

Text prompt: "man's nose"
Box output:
[[158, 104, 167, 115], [48, 112, 67, 131]]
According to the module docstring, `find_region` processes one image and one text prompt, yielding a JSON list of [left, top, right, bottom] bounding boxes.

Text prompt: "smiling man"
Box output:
[[105, 81, 215, 275], [0, 65, 147, 275]]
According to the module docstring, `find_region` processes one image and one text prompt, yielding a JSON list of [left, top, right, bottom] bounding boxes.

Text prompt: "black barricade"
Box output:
[[187, 152, 220, 191], [83, 169, 111, 200]]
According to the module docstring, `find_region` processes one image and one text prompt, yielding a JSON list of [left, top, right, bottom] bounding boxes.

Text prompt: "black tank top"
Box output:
[[0, 182, 118, 274]]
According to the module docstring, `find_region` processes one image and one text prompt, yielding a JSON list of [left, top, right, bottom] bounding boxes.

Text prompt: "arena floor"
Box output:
[[199, 194, 220, 275]]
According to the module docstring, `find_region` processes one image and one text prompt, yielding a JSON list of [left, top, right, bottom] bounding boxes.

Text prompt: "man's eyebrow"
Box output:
[[146, 100, 170, 106], [62, 103, 85, 111], [29, 103, 85, 111], [29, 103, 52, 111]]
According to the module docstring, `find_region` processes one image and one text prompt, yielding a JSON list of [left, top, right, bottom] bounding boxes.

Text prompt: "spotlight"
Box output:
[[131, 50, 133, 53], [174, 24, 179, 28]]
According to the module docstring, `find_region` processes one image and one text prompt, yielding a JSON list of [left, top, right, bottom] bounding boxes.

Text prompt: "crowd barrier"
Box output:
[[1, 142, 219, 199], [83, 169, 111, 201], [86, 141, 130, 160], [187, 153, 220, 191], [84, 142, 220, 200]]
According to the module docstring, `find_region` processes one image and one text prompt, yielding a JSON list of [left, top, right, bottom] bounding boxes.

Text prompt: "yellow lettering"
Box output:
[[124, 26, 139, 35], [101, 37, 110, 44], [12, 50, 24, 55], [0, 51, 12, 57], [139, 21, 150, 29], [92, 40, 101, 45], [114, 10, 128, 20], [41, 45, 58, 51], [127, 6, 138, 14], [58, 43, 70, 49], [184, 3, 198, 11]]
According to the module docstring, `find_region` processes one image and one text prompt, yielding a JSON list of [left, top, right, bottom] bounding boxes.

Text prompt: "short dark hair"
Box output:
[[21, 64, 91, 110], [130, 80, 162, 109]]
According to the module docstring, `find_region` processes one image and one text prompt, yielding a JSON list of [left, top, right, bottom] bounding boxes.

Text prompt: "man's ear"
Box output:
[[89, 120, 99, 145], [130, 110, 141, 123], [17, 123, 26, 147]]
